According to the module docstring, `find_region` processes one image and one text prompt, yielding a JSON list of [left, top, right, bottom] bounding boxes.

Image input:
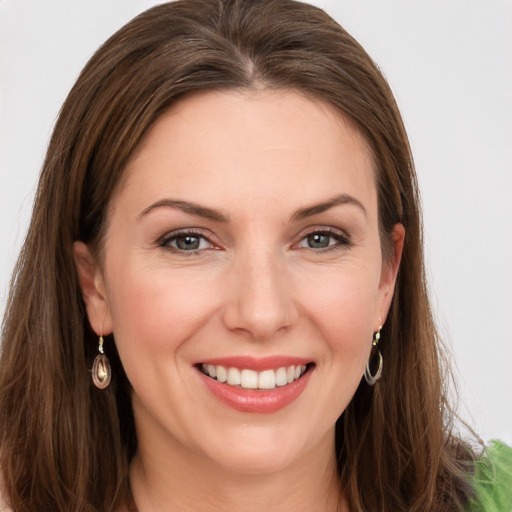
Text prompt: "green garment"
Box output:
[[468, 440, 512, 512]]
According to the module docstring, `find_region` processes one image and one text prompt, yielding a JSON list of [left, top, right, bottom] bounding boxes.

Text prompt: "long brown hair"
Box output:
[[0, 1, 475, 510]]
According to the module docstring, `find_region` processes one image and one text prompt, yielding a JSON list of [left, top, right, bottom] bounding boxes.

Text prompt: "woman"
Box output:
[[0, 1, 509, 511]]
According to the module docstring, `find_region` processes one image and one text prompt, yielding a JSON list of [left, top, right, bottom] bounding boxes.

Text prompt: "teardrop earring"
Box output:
[[364, 326, 383, 386], [92, 335, 112, 389]]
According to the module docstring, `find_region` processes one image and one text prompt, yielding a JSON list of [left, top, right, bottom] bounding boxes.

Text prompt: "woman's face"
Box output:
[[76, 89, 402, 475]]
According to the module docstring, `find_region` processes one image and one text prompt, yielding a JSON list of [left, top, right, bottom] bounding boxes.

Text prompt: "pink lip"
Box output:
[[197, 360, 314, 414], [199, 355, 311, 372]]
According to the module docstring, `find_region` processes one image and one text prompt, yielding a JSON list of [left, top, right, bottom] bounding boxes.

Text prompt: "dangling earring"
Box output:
[[92, 335, 111, 389], [364, 326, 383, 386]]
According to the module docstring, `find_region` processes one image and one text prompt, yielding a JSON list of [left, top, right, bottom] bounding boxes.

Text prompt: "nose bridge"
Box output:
[[223, 243, 297, 338]]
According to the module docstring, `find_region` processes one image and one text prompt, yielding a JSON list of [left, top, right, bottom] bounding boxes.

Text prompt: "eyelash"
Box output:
[[158, 227, 350, 255], [296, 228, 350, 252], [158, 229, 213, 256]]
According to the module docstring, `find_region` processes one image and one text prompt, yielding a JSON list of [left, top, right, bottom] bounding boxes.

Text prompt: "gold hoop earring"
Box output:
[[92, 335, 111, 389], [364, 326, 383, 386]]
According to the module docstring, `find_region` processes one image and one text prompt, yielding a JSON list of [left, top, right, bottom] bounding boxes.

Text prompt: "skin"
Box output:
[[74, 89, 404, 511]]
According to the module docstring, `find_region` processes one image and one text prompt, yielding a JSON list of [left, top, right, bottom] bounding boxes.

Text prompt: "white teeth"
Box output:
[[227, 367, 241, 386], [216, 365, 227, 383], [201, 363, 309, 389], [258, 370, 276, 389], [240, 369, 258, 389], [275, 367, 288, 387]]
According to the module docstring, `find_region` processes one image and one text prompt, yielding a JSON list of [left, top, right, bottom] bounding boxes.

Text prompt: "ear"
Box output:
[[376, 223, 405, 328], [73, 241, 113, 336]]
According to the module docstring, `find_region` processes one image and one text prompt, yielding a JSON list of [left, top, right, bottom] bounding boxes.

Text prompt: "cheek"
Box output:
[[104, 261, 220, 358], [298, 262, 380, 356], [291, 264, 381, 431]]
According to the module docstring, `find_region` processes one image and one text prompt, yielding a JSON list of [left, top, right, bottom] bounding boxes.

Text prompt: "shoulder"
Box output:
[[467, 440, 512, 512]]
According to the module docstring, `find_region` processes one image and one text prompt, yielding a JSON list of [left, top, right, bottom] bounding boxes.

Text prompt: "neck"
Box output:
[[127, 427, 347, 512]]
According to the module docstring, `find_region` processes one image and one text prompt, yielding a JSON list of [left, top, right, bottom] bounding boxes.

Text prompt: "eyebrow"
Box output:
[[138, 199, 230, 223], [290, 193, 367, 220], [138, 193, 366, 223]]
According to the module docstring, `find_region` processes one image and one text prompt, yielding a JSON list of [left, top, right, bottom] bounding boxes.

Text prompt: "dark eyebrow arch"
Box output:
[[138, 194, 365, 223], [291, 193, 367, 221], [138, 199, 230, 223]]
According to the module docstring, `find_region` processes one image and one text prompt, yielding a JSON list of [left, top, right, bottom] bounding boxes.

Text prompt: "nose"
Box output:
[[222, 248, 299, 339]]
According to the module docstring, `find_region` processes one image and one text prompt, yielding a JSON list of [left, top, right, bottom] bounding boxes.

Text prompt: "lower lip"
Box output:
[[198, 367, 313, 414]]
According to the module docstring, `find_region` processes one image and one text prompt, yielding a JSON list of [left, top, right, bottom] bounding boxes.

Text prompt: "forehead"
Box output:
[[115, 88, 377, 218]]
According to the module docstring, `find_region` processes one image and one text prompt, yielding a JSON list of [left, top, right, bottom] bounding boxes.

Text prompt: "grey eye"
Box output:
[[161, 232, 213, 252], [305, 233, 331, 249], [297, 230, 349, 250], [175, 235, 201, 250]]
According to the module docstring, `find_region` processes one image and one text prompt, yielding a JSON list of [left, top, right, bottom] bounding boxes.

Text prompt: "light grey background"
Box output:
[[1, 0, 511, 442]]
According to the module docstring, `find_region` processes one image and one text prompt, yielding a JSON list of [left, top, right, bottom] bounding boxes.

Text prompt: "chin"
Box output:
[[196, 421, 328, 476], [210, 444, 304, 476]]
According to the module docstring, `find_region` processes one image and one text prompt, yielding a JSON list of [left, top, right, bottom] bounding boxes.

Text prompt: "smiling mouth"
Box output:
[[199, 363, 311, 390]]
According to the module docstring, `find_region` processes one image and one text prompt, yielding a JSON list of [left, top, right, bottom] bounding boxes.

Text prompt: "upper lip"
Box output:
[[197, 356, 312, 372]]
